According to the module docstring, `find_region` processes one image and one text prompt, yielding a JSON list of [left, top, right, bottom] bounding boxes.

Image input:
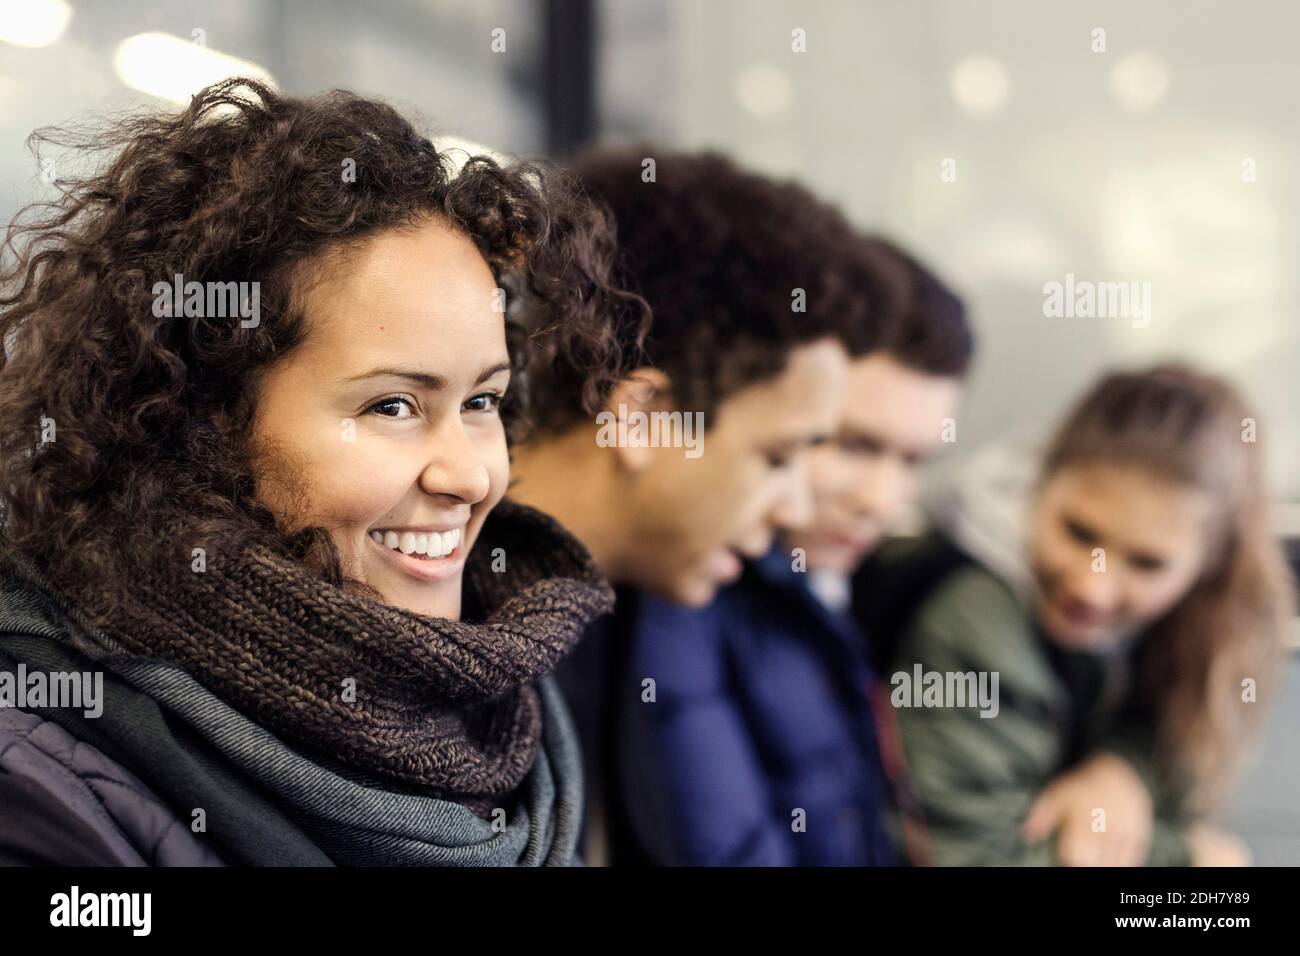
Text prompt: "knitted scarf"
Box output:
[[46, 498, 613, 816]]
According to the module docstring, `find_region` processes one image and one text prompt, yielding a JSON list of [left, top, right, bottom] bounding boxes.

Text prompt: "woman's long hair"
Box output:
[[0, 78, 649, 626], [1041, 364, 1295, 809]]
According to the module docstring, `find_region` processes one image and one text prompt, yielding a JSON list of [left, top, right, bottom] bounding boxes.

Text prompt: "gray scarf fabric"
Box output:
[[0, 503, 601, 866]]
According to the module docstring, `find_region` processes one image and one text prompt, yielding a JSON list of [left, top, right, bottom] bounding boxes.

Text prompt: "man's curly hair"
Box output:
[[0, 78, 648, 624], [529, 146, 902, 432]]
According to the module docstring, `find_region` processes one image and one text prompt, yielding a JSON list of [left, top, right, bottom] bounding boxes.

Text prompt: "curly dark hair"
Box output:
[[528, 146, 900, 432], [0, 78, 648, 625]]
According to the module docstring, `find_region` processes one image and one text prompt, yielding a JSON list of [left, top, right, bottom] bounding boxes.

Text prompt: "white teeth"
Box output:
[[371, 527, 462, 559]]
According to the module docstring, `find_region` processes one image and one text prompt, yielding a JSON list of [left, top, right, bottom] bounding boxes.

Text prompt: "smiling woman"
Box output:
[[0, 78, 648, 866], [886, 364, 1295, 867], [250, 217, 514, 621]]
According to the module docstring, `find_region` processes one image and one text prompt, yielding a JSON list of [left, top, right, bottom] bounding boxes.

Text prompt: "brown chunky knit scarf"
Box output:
[[59, 499, 613, 816]]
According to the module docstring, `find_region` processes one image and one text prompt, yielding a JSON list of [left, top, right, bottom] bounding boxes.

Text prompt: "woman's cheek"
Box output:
[[1136, 568, 1195, 621], [472, 426, 511, 527], [486, 444, 510, 509], [315, 436, 420, 523], [1032, 526, 1077, 594]]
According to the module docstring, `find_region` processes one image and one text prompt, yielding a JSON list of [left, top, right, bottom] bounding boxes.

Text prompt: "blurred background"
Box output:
[[2, 0, 1296, 861]]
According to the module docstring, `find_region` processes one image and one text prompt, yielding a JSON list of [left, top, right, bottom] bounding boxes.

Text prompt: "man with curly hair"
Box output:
[[612, 239, 974, 866], [515, 148, 894, 607], [511, 147, 912, 863]]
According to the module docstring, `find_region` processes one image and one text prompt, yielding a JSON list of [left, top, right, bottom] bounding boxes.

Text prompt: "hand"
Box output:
[[1187, 823, 1251, 867], [1021, 752, 1153, 866]]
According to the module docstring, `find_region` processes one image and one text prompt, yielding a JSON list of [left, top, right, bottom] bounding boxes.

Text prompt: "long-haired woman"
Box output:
[[885, 364, 1294, 866]]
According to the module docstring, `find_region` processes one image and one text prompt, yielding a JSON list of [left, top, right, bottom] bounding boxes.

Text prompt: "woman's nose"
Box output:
[[418, 420, 491, 504], [1065, 564, 1120, 610]]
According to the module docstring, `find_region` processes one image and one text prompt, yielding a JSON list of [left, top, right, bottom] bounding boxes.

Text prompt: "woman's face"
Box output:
[[250, 217, 510, 620], [1029, 461, 1215, 652]]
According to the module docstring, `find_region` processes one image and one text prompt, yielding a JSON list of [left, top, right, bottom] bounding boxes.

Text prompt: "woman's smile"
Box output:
[[367, 525, 467, 582]]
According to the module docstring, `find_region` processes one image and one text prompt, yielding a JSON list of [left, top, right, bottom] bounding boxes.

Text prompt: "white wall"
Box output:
[[0, 0, 545, 238], [601, 0, 1300, 499]]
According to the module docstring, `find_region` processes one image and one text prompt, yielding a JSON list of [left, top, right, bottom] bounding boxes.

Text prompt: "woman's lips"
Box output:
[[368, 532, 466, 583], [1053, 596, 1107, 628]]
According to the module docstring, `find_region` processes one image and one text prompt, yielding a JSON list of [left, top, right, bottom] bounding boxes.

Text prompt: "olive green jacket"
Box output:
[[889, 563, 1192, 866]]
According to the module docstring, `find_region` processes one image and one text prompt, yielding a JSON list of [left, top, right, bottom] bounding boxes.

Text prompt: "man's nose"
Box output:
[[771, 455, 816, 532]]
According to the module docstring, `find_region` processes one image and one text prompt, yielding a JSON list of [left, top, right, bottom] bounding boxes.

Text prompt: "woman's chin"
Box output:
[[368, 567, 464, 619], [1039, 603, 1121, 653], [384, 585, 462, 620]]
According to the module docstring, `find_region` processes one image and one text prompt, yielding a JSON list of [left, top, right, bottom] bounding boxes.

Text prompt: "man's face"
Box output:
[[785, 353, 962, 575], [623, 338, 849, 607]]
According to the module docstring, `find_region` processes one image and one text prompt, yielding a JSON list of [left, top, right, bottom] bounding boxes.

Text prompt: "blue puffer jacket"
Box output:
[[613, 548, 896, 866]]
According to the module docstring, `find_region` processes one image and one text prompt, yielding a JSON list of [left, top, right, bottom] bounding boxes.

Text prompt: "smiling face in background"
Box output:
[[623, 338, 849, 608], [1029, 461, 1215, 652], [785, 352, 962, 574], [250, 216, 510, 620]]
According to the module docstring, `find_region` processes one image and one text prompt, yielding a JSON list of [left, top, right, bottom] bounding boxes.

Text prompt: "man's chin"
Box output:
[[802, 541, 871, 576], [665, 577, 717, 609]]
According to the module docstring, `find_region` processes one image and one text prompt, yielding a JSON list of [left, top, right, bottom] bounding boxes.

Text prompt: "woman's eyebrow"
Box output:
[[347, 366, 447, 389], [346, 361, 511, 389], [475, 361, 512, 385]]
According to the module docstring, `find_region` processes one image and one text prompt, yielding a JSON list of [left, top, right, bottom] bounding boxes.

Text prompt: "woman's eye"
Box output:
[[365, 396, 416, 419], [1128, 554, 1167, 573], [765, 451, 793, 469], [464, 391, 503, 413], [1064, 517, 1097, 546]]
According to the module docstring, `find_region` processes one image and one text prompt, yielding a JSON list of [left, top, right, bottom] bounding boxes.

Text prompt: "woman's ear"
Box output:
[[599, 367, 673, 473]]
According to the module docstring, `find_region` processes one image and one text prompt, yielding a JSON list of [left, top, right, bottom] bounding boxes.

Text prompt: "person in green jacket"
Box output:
[[881, 364, 1295, 866]]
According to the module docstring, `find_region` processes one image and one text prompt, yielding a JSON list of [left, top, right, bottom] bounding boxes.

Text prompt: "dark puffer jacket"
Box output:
[[0, 707, 225, 865]]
